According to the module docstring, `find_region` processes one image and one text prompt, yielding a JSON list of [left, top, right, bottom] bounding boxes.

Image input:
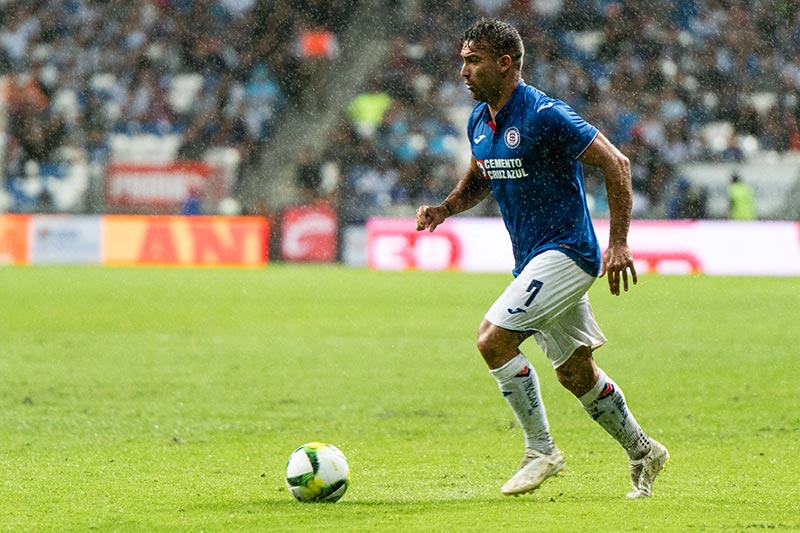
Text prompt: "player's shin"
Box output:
[[577, 369, 651, 460], [490, 354, 555, 454]]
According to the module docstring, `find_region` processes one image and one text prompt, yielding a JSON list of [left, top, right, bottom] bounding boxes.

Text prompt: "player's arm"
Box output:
[[579, 132, 638, 295], [415, 156, 490, 232]]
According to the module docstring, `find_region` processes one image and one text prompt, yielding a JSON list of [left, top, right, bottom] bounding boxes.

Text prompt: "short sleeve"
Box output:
[[537, 101, 598, 160]]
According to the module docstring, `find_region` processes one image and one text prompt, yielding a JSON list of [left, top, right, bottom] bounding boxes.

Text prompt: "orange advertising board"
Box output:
[[0, 214, 30, 264], [103, 216, 268, 267]]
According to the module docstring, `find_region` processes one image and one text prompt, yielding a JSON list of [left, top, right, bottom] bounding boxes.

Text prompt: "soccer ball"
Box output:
[[285, 442, 350, 503]]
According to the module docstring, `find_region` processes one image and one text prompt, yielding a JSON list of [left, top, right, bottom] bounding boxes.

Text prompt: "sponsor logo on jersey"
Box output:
[[476, 158, 529, 180], [474, 134, 486, 144], [504, 127, 520, 149]]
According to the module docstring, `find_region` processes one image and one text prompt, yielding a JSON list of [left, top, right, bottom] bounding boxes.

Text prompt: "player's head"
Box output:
[[460, 19, 524, 103]]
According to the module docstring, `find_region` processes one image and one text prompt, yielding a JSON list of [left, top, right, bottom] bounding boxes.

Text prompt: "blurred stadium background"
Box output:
[[1, 0, 799, 270]]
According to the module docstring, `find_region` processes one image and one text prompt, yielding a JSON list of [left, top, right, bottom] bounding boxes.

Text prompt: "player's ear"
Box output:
[[497, 54, 512, 72]]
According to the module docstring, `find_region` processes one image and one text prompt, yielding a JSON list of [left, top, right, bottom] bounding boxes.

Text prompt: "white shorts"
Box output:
[[485, 250, 607, 368]]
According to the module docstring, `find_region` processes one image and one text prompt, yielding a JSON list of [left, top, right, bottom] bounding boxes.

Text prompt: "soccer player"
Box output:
[[415, 19, 668, 498]]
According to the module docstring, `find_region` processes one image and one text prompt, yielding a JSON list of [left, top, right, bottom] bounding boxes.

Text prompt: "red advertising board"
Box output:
[[105, 162, 224, 210], [280, 203, 338, 262]]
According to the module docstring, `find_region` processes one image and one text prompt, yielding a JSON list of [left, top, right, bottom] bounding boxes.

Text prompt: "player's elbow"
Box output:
[[615, 152, 631, 177], [606, 151, 632, 189]]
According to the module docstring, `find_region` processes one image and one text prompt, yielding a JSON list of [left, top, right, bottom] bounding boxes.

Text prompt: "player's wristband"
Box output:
[[442, 201, 454, 217]]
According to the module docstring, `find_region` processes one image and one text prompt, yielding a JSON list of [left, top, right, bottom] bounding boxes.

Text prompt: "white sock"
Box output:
[[578, 370, 651, 460], [490, 354, 555, 454]]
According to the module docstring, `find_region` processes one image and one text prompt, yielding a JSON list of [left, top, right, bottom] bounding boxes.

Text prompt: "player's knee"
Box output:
[[476, 320, 525, 368], [475, 322, 495, 358], [555, 346, 597, 395], [476, 321, 509, 366]]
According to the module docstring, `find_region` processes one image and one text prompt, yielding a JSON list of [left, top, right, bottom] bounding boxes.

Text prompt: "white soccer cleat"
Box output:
[[500, 448, 565, 496], [626, 440, 669, 498]]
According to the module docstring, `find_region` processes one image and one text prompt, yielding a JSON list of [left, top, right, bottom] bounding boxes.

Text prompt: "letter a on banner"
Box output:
[[140, 222, 178, 263]]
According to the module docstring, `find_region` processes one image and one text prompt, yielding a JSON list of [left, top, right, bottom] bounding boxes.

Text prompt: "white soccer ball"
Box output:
[[285, 442, 350, 503]]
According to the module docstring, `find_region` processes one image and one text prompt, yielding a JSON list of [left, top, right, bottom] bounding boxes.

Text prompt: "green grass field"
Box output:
[[2, 265, 798, 531]]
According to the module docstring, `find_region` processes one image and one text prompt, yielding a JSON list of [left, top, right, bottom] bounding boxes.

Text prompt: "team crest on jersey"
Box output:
[[504, 127, 520, 149]]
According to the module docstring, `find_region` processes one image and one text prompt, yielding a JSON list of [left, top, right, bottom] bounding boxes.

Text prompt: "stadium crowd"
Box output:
[[321, 0, 800, 223], [0, 0, 359, 211], [2, 0, 799, 219]]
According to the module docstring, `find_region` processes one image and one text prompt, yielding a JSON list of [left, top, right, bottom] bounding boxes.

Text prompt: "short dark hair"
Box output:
[[462, 19, 524, 66]]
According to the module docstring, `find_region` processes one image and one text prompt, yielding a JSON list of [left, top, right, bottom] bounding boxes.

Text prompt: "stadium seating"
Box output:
[[1, 1, 798, 220]]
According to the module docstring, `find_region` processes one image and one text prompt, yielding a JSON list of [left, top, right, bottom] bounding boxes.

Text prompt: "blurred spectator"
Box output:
[[294, 146, 323, 205], [7, 76, 66, 165], [728, 172, 756, 220], [4, 68, 69, 210], [720, 133, 745, 162], [0, 5, 40, 71], [347, 78, 393, 138], [121, 67, 176, 135], [787, 115, 800, 151], [666, 176, 708, 220], [177, 111, 219, 161], [180, 186, 202, 215], [293, 17, 340, 110], [243, 63, 285, 140]]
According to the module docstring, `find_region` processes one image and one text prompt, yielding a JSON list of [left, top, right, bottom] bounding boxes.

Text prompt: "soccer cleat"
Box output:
[[500, 448, 565, 496], [626, 440, 669, 498]]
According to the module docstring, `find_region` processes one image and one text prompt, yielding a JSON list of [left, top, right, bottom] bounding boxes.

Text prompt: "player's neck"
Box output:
[[488, 97, 508, 120], [487, 78, 519, 120]]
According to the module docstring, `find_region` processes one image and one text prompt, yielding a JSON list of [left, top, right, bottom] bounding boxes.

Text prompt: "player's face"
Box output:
[[460, 41, 503, 104]]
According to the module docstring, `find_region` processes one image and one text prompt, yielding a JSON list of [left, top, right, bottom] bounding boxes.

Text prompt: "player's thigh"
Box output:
[[485, 250, 595, 333], [533, 294, 607, 369]]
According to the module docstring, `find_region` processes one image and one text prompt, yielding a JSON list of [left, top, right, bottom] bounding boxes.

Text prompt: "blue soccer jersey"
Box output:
[[467, 80, 601, 277]]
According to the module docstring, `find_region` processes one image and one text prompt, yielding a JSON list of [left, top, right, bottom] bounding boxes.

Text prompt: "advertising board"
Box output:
[[0, 214, 29, 264], [105, 162, 223, 210], [103, 216, 268, 267], [30, 216, 102, 264], [367, 217, 800, 276], [280, 203, 338, 263]]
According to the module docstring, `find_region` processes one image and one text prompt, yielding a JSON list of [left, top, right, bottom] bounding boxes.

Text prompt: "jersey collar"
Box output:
[[486, 80, 525, 132]]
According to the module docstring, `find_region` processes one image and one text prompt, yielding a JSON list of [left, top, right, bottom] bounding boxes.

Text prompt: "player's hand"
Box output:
[[415, 204, 448, 232], [600, 243, 638, 296]]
